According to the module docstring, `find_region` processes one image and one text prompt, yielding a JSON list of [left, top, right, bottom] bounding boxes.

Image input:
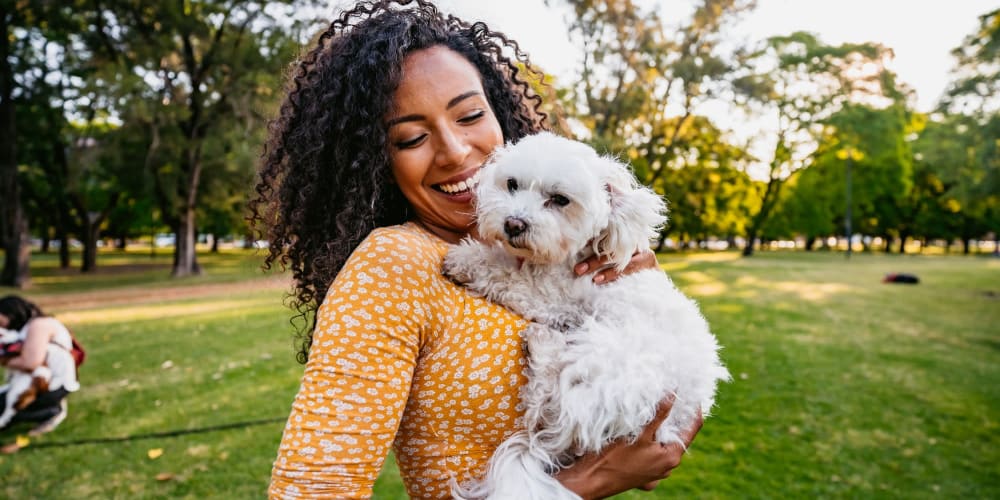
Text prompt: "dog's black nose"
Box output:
[[504, 217, 528, 238]]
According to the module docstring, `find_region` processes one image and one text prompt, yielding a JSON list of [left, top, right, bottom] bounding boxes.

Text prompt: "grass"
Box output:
[[1, 248, 998, 498], [18, 247, 269, 294]]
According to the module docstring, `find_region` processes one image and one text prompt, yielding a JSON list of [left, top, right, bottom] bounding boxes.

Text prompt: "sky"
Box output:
[[425, 0, 996, 113]]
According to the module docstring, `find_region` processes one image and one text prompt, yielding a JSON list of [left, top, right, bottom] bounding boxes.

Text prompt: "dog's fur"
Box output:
[[444, 132, 730, 499], [0, 327, 78, 429]]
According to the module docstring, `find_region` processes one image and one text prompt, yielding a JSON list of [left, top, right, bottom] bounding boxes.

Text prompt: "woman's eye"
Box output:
[[458, 110, 485, 123], [395, 134, 426, 149], [548, 194, 570, 207], [507, 178, 518, 192]]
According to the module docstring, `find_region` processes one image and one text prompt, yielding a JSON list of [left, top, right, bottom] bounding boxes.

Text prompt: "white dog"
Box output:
[[0, 327, 78, 430], [444, 132, 730, 500]]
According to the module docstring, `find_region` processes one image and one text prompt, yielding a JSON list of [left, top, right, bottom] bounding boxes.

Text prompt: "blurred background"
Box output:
[[0, 1, 997, 498]]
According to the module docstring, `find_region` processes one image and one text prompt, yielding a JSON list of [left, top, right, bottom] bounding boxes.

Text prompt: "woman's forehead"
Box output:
[[394, 47, 485, 103]]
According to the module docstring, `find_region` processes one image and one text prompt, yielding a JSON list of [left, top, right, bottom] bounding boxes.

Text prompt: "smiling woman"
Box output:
[[249, 1, 693, 498]]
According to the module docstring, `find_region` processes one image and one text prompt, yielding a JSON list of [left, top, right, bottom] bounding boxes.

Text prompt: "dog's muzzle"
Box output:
[[504, 217, 528, 238]]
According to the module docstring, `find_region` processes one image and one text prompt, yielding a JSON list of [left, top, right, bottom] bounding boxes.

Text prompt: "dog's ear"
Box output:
[[592, 158, 667, 271]]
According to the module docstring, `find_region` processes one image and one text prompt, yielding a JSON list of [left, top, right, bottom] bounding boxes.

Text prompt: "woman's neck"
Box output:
[[412, 219, 470, 244]]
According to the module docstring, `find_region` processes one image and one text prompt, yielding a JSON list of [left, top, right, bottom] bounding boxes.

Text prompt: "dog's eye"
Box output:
[[507, 178, 518, 193], [548, 194, 571, 207]]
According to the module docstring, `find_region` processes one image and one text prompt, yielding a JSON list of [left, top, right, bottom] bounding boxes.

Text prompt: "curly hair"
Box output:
[[248, 0, 549, 362]]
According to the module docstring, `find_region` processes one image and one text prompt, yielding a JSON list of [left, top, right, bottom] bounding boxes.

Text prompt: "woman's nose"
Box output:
[[433, 126, 472, 169]]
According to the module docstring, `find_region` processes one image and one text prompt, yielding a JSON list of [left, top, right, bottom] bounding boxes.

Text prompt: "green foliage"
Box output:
[[941, 8, 1000, 117]]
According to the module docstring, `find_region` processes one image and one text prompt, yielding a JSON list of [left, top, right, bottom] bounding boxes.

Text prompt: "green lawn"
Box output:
[[1, 249, 997, 498]]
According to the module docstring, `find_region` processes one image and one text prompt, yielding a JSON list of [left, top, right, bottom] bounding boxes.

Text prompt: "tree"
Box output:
[[735, 32, 901, 256], [0, 3, 32, 287], [937, 8, 1000, 251], [83, 0, 308, 276], [559, 0, 755, 183]]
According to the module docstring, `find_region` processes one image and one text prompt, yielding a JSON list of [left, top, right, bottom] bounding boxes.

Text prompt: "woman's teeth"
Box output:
[[438, 170, 482, 194]]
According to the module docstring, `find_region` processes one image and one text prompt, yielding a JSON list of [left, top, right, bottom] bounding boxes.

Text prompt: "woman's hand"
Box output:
[[554, 395, 703, 500], [574, 248, 658, 284]]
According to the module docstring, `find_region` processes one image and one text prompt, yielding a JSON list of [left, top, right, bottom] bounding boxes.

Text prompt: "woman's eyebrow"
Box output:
[[446, 90, 481, 109], [387, 90, 483, 127]]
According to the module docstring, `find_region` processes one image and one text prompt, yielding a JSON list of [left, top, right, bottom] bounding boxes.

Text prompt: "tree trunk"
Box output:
[[962, 238, 971, 255], [0, 218, 29, 288], [883, 235, 892, 253], [72, 193, 119, 273], [743, 176, 782, 257], [172, 207, 201, 277], [80, 220, 99, 273], [898, 234, 908, 255], [169, 130, 205, 276], [116, 235, 127, 250], [58, 233, 71, 268], [41, 231, 50, 253], [243, 229, 254, 250], [0, 8, 29, 288], [211, 233, 219, 253], [805, 236, 816, 251], [53, 199, 72, 269]]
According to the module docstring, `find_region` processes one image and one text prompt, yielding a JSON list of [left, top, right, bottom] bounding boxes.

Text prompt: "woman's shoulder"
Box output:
[[24, 316, 67, 340], [354, 222, 449, 268]]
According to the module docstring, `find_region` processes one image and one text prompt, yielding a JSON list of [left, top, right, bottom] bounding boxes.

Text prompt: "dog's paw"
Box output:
[[442, 241, 486, 285], [442, 252, 474, 285]]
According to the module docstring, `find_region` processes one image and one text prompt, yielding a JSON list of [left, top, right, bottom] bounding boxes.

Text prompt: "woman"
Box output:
[[251, 1, 701, 498], [0, 295, 79, 435]]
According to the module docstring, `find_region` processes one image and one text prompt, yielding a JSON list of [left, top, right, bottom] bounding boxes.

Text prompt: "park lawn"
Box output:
[[19, 246, 269, 295], [0, 249, 997, 498]]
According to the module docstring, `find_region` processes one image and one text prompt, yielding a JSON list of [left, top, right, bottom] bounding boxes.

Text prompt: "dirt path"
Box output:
[[32, 275, 293, 312]]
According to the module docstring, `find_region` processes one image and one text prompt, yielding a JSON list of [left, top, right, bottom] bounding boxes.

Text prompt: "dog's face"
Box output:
[[475, 132, 666, 269]]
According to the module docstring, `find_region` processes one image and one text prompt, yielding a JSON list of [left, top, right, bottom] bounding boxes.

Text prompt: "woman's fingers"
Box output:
[[573, 255, 605, 276], [679, 409, 704, 448], [575, 248, 658, 284], [642, 394, 676, 440]]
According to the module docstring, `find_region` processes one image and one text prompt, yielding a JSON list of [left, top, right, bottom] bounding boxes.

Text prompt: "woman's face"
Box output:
[[387, 45, 504, 243]]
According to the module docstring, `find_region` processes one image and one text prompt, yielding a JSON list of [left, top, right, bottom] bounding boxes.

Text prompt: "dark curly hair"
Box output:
[[0, 295, 45, 332], [248, 0, 549, 362]]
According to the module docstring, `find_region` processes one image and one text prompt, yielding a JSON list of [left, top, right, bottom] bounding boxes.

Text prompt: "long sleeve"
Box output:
[[269, 229, 432, 499]]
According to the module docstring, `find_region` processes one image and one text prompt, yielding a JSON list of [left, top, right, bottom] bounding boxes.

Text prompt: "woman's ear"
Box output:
[[592, 158, 667, 271]]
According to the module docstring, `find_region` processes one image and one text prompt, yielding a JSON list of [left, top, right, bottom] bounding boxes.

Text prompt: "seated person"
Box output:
[[0, 295, 79, 435]]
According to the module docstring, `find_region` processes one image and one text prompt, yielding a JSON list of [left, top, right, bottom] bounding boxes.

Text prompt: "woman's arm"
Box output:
[[269, 230, 428, 499], [3, 317, 58, 371], [555, 396, 703, 499]]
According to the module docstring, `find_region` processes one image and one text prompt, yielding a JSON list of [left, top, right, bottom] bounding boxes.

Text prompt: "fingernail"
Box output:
[[575, 263, 589, 274], [593, 274, 605, 284]]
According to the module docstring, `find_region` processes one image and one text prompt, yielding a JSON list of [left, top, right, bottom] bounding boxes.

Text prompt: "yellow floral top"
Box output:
[[269, 223, 528, 499]]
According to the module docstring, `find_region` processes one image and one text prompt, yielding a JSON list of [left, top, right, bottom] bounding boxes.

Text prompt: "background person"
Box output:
[[0, 295, 79, 436]]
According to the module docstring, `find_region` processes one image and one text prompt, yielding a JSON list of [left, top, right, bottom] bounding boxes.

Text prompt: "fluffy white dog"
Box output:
[[444, 132, 730, 500]]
